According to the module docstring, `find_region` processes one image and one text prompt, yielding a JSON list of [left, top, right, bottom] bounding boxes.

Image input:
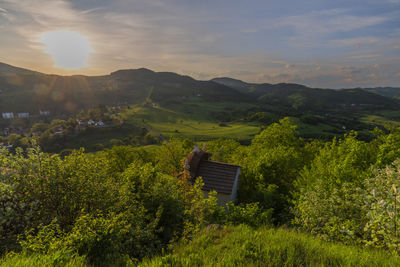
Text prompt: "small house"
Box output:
[[17, 112, 29, 118], [2, 113, 14, 119], [96, 120, 105, 127], [54, 127, 63, 134], [180, 146, 241, 206], [40, 110, 50, 116], [77, 120, 86, 127]]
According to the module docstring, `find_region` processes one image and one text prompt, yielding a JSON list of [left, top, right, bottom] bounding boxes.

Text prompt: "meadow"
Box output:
[[140, 225, 400, 267]]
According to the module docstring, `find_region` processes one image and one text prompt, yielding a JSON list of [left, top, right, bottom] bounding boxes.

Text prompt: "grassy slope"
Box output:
[[140, 225, 400, 267], [122, 100, 261, 142], [56, 123, 142, 152], [0, 251, 87, 267], [3, 225, 398, 266]]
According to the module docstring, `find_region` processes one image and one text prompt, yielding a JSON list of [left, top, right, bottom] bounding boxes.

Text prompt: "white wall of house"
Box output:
[[2, 113, 14, 119], [230, 167, 241, 201], [17, 113, 29, 118]]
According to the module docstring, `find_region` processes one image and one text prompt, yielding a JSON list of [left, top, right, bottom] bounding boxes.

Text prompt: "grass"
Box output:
[[291, 117, 340, 139], [122, 103, 261, 142], [361, 114, 400, 129], [140, 225, 400, 267], [2, 225, 399, 266], [0, 251, 87, 267], [147, 120, 260, 141], [51, 123, 141, 152]]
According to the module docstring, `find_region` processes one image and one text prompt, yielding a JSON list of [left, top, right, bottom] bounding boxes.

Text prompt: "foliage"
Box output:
[[225, 202, 273, 227], [5, 116, 400, 264], [140, 225, 400, 267], [0, 250, 87, 267], [204, 138, 240, 163], [0, 143, 221, 264], [155, 139, 193, 176], [294, 181, 366, 244], [364, 160, 400, 251], [237, 117, 308, 222], [293, 129, 400, 252]]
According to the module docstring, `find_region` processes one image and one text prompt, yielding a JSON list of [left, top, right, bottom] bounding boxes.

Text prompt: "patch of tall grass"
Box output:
[[140, 225, 400, 267], [0, 250, 86, 267]]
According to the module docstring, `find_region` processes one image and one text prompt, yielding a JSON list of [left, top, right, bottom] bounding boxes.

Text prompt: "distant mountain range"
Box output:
[[211, 77, 400, 110], [0, 62, 399, 114]]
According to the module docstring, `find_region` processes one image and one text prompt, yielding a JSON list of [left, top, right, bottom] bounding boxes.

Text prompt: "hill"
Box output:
[[364, 87, 400, 100], [211, 77, 258, 94], [212, 77, 399, 110], [1, 62, 399, 115], [2, 62, 400, 145], [0, 62, 247, 114]]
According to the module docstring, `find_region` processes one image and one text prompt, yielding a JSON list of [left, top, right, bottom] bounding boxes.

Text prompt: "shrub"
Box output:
[[225, 202, 273, 227], [364, 160, 400, 251]]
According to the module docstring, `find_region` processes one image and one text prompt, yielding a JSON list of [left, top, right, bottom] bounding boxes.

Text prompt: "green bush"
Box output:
[[225, 202, 273, 227], [364, 160, 400, 251], [0, 144, 222, 263]]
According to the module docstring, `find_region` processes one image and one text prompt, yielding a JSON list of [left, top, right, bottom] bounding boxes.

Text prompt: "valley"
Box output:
[[1, 62, 400, 153]]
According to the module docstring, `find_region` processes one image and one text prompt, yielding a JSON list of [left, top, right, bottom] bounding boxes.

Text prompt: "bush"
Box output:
[[0, 144, 225, 263], [364, 160, 400, 251], [225, 202, 273, 227]]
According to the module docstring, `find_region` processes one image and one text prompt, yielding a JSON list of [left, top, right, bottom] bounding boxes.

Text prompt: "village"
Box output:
[[0, 106, 127, 151]]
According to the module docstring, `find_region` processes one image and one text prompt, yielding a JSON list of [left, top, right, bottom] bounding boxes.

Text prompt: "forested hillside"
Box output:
[[0, 62, 246, 114], [212, 77, 399, 110], [1, 61, 399, 114]]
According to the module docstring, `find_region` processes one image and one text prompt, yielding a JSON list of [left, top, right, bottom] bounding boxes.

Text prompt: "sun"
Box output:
[[39, 30, 92, 69]]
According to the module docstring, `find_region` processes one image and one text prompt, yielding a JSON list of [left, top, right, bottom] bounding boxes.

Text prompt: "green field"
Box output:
[[361, 114, 400, 129], [120, 101, 261, 141]]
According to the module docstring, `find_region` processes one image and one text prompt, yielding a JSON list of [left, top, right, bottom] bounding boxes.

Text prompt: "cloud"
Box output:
[[348, 54, 381, 60], [277, 9, 386, 34], [0, 0, 399, 88], [329, 37, 380, 48], [266, 9, 389, 48]]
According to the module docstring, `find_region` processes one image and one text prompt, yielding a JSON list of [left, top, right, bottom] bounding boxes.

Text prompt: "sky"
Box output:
[[0, 0, 399, 88]]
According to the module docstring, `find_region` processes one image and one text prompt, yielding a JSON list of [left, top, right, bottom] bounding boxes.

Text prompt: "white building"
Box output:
[[40, 110, 50, 116], [2, 112, 14, 119], [96, 120, 105, 127], [17, 112, 29, 118]]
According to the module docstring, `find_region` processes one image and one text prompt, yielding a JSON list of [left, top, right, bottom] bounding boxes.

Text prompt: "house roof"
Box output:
[[196, 160, 240, 194], [182, 147, 241, 195]]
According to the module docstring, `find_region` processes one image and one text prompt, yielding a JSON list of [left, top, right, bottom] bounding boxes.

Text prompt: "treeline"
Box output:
[[2, 117, 400, 265], [216, 118, 400, 249]]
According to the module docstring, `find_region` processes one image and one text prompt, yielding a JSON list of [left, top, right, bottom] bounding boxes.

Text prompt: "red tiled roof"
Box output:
[[195, 160, 240, 194]]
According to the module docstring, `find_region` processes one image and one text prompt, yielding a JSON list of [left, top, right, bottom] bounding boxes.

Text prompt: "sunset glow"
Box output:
[[0, 0, 399, 87], [39, 30, 92, 69]]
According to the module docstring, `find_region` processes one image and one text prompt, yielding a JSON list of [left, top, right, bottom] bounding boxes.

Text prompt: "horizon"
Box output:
[[0, 0, 399, 88], [2, 60, 399, 90]]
